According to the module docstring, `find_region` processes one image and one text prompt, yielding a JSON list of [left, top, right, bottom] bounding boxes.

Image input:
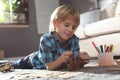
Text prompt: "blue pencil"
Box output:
[[105, 46, 109, 52], [100, 45, 103, 53]]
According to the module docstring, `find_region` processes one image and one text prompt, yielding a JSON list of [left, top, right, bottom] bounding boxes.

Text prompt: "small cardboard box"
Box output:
[[0, 50, 4, 60]]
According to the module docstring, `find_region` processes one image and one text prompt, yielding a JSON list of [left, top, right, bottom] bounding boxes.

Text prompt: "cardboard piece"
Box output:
[[0, 50, 4, 60]]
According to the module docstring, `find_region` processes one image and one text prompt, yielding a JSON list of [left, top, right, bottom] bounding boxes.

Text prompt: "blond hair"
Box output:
[[49, 5, 80, 32]]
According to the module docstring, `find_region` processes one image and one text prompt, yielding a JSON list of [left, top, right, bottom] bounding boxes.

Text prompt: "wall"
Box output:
[[59, 0, 98, 14], [0, 0, 40, 58], [35, 0, 59, 34]]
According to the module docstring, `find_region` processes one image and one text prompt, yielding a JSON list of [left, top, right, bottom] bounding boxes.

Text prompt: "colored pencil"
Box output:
[[92, 41, 99, 53]]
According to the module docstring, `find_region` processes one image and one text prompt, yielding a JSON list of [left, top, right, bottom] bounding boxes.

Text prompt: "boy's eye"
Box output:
[[72, 26, 76, 30], [64, 24, 69, 27], [64, 24, 76, 30]]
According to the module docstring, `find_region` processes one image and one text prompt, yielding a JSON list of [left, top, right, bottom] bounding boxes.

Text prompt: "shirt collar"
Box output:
[[51, 32, 75, 46], [51, 32, 59, 42]]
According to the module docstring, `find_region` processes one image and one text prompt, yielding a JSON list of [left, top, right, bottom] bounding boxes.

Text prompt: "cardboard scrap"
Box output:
[[0, 69, 84, 79], [108, 67, 120, 71], [0, 50, 4, 60], [15, 70, 84, 79], [58, 71, 84, 79]]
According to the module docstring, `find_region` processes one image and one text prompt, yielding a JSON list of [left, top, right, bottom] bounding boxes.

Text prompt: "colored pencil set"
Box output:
[[92, 41, 114, 53]]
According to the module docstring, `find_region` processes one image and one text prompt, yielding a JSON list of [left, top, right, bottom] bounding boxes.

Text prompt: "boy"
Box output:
[[1, 5, 90, 71]]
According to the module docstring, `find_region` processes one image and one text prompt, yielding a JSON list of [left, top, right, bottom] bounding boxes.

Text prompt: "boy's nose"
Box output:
[[68, 26, 73, 32]]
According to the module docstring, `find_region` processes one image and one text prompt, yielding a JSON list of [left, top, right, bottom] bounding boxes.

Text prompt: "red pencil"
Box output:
[[108, 44, 113, 52], [92, 41, 99, 53]]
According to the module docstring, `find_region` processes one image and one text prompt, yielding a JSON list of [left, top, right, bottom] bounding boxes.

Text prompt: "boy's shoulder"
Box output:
[[41, 32, 53, 37], [72, 34, 80, 40], [40, 32, 55, 40], [40, 32, 56, 48]]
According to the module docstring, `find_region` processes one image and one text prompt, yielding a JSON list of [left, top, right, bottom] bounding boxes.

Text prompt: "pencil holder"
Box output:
[[98, 52, 114, 66]]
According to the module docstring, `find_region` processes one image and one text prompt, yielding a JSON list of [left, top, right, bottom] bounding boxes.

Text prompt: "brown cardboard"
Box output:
[[0, 50, 4, 60]]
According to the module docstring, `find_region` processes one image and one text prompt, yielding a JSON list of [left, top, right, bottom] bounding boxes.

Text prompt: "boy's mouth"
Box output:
[[65, 33, 72, 37]]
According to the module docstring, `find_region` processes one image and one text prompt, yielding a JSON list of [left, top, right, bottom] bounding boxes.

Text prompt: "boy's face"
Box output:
[[54, 16, 77, 43]]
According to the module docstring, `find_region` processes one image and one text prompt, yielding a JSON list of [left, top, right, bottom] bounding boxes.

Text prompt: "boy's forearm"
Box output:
[[46, 57, 63, 70]]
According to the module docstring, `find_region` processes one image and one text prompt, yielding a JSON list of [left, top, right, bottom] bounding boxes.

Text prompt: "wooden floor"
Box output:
[[0, 59, 120, 80]]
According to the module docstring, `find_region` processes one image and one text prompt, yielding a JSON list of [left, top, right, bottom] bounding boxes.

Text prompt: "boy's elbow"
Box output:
[[45, 63, 58, 71]]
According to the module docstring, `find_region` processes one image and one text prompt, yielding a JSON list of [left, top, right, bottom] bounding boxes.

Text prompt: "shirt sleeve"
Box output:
[[71, 36, 80, 59], [39, 35, 55, 63]]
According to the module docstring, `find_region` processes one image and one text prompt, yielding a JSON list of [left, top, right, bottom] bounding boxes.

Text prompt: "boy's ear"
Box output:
[[53, 19, 57, 27]]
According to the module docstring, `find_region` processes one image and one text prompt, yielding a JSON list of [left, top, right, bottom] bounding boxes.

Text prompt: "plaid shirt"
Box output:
[[29, 32, 80, 69]]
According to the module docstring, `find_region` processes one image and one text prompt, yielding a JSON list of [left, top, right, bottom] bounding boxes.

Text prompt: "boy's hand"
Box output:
[[78, 51, 90, 64], [46, 51, 73, 70], [67, 51, 90, 71], [59, 51, 73, 63]]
